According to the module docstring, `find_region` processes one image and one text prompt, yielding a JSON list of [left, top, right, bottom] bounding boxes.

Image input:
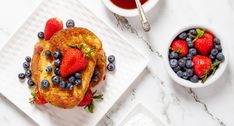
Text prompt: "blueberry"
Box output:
[[107, 63, 115, 71], [37, 31, 44, 39], [186, 60, 193, 68], [75, 79, 82, 86], [59, 80, 66, 88], [75, 73, 81, 79], [186, 37, 192, 42], [182, 57, 188, 61], [23, 62, 30, 70], [66, 83, 73, 91], [215, 45, 222, 52], [54, 59, 61, 67], [211, 49, 218, 56], [18, 73, 25, 80], [169, 59, 178, 68], [25, 56, 31, 63], [178, 58, 186, 67], [91, 75, 99, 82], [45, 66, 52, 73], [216, 53, 225, 61], [178, 32, 187, 40], [45, 50, 52, 57], [54, 67, 60, 75], [25, 70, 31, 79], [69, 76, 76, 84], [177, 71, 183, 77], [187, 53, 193, 60], [108, 55, 115, 63], [27, 79, 35, 86], [214, 37, 220, 45], [41, 80, 49, 89], [173, 66, 181, 72], [169, 52, 179, 59], [189, 29, 197, 36], [66, 19, 75, 28], [52, 75, 60, 84], [54, 50, 62, 59], [209, 54, 215, 61], [186, 69, 194, 77], [189, 48, 197, 56], [93, 69, 99, 76], [190, 75, 199, 83], [182, 72, 188, 79], [187, 40, 194, 48]]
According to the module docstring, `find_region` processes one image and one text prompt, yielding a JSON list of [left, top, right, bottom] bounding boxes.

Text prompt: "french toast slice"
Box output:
[[31, 27, 106, 108]]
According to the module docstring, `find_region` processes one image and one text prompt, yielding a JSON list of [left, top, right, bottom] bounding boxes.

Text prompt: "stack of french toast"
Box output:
[[19, 17, 107, 111]]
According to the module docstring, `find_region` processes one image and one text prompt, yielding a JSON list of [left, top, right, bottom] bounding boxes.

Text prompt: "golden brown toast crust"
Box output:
[[31, 27, 106, 108]]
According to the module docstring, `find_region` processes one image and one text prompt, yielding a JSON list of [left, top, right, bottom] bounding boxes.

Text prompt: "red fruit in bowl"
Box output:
[[60, 48, 89, 77], [171, 40, 188, 57], [194, 32, 214, 56], [44, 17, 63, 40], [192, 55, 212, 78]]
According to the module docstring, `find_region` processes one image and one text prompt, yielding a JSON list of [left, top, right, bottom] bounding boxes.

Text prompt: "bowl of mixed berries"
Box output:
[[165, 27, 228, 88]]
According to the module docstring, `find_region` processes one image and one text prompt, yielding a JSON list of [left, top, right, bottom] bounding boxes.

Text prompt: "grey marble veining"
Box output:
[[0, 0, 234, 126]]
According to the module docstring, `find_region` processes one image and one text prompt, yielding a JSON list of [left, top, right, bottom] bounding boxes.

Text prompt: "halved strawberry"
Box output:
[[44, 17, 63, 40], [194, 32, 214, 56], [171, 40, 188, 57], [60, 48, 89, 77], [78, 89, 103, 113], [29, 88, 47, 105]]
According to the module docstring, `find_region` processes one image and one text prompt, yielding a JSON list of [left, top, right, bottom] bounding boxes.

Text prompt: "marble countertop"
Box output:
[[0, 0, 234, 126]]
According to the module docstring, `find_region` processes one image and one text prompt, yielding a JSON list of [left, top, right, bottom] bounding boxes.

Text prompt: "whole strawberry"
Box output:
[[29, 88, 47, 105], [60, 48, 89, 77], [78, 89, 103, 113], [192, 55, 212, 78], [194, 32, 214, 56], [44, 17, 63, 40], [171, 40, 188, 57]]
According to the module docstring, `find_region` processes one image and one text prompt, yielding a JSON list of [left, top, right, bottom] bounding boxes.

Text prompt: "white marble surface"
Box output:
[[0, 0, 234, 126]]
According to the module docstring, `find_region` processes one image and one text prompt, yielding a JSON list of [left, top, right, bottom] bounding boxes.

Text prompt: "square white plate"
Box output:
[[0, 0, 148, 125], [117, 103, 168, 126]]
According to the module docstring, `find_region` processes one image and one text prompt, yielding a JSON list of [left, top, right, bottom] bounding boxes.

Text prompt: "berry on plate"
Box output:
[[44, 17, 63, 40], [60, 48, 89, 77], [78, 89, 103, 113], [171, 40, 188, 57], [29, 88, 47, 105]]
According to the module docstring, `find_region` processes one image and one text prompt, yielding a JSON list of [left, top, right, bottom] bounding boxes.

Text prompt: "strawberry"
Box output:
[[192, 55, 212, 78], [171, 40, 188, 57], [78, 89, 103, 113], [44, 17, 63, 40], [29, 88, 47, 105], [78, 88, 93, 106], [194, 32, 214, 56], [60, 48, 89, 77]]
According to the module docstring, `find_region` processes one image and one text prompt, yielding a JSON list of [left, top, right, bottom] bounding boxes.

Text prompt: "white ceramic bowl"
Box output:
[[102, 0, 159, 17], [164, 25, 228, 88]]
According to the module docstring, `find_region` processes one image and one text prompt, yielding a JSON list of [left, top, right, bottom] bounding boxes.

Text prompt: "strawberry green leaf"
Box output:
[[93, 94, 103, 100], [211, 67, 217, 75], [84, 47, 95, 59], [201, 74, 208, 83], [188, 33, 196, 38], [212, 61, 221, 68], [196, 28, 205, 38], [87, 103, 94, 113], [92, 90, 97, 95]]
